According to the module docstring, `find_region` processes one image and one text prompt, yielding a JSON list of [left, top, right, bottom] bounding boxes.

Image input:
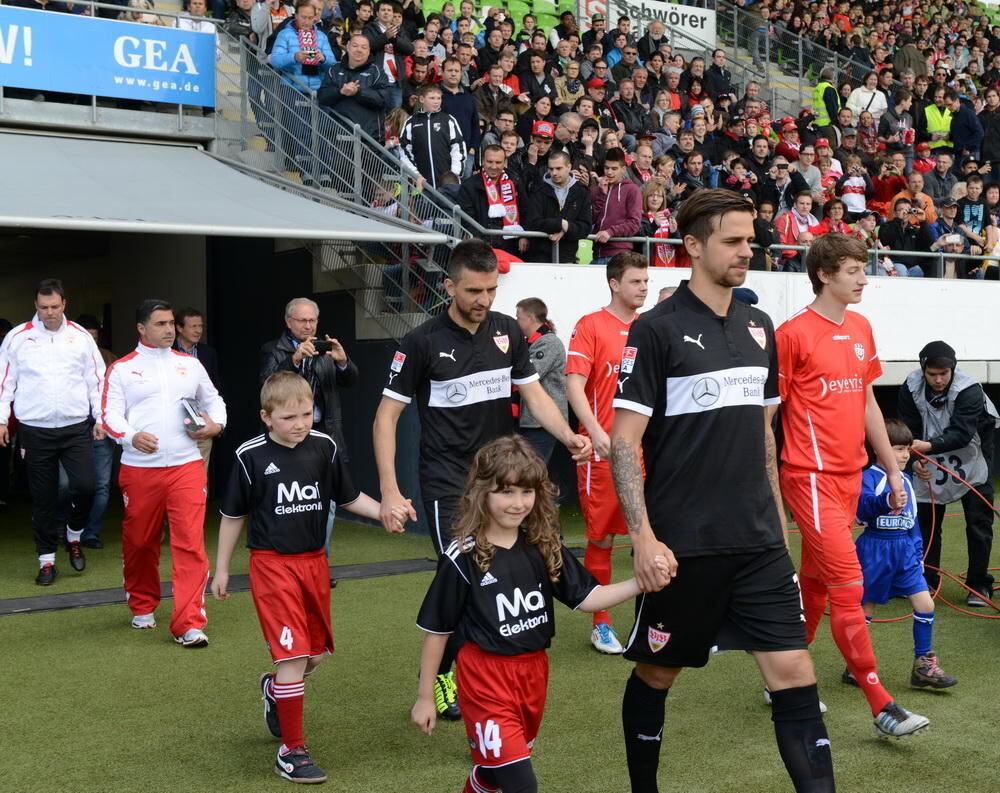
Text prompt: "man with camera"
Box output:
[[879, 197, 936, 276], [259, 297, 358, 460]]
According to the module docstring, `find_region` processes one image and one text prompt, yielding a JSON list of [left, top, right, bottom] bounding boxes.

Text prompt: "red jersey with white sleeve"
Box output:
[[565, 308, 637, 462], [776, 307, 882, 474], [102, 342, 227, 468]]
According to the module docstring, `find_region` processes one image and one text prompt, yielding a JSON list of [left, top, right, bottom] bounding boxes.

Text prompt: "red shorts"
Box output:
[[578, 460, 627, 541], [249, 549, 334, 664], [456, 642, 549, 769], [781, 467, 864, 587]]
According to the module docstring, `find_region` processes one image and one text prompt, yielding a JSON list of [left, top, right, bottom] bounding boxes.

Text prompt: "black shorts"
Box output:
[[424, 494, 461, 557], [622, 546, 807, 669]]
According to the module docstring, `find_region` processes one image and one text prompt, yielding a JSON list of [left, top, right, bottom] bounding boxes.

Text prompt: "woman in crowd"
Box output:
[[516, 94, 555, 144], [847, 72, 888, 124]]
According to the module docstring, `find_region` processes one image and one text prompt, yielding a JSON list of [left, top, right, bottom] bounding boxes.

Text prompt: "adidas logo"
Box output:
[[264, 462, 281, 475], [480, 571, 498, 587]]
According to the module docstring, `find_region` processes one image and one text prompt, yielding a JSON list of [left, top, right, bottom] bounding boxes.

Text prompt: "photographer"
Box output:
[[759, 154, 808, 216], [259, 297, 358, 459], [878, 198, 936, 277]]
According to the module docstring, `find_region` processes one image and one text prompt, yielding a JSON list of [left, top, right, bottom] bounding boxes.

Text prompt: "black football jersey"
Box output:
[[416, 533, 598, 655], [381, 311, 539, 501], [221, 431, 359, 554], [612, 280, 785, 557]]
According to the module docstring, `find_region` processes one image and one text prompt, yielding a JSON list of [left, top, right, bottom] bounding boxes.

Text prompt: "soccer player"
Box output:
[[854, 418, 957, 689], [374, 239, 591, 721], [566, 250, 649, 654], [612, 189, 835, 793], [775, 232, 929, 738], [211, 372, 413, 784], [411, 435, 659, 793]]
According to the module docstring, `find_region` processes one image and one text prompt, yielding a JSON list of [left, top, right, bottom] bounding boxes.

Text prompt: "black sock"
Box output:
[[479, 759, 537, 793], [770, 684, 836, 793], [622, 670, 669, 793], [438, 633, 464, 676]]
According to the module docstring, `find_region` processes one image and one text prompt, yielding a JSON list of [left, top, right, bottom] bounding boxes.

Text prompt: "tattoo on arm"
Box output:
[[764, 423, 785, 537], [611, 437, 648, 536]]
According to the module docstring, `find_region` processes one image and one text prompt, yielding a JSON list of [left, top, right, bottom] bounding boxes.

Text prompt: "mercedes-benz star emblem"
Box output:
[[692, 377, 721, 407], [446, 383, 468, 403]]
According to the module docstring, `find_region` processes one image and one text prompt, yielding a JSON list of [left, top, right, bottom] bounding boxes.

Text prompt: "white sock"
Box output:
[[39, 553, 56, 567], [66, 528, 83, 543]]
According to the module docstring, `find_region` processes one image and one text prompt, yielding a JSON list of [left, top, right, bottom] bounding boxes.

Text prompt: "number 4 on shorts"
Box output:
[[476, 720, 502, 759], [280, 626, 294, 651]]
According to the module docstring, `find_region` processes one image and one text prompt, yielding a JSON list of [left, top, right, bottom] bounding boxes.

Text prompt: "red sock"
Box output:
[[462, 766, 500, 793], [799, 574, 828, 645], [274, 679, 306, 750], [584, 541, 613, 626], [828, 584, 892, 715]]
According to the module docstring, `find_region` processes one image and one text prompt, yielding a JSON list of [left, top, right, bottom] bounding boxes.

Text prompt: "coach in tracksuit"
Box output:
[[103, 299, 226, 648], [0, 278, 105, 586]]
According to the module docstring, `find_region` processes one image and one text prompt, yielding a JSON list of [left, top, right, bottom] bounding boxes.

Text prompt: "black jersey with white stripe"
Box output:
[[382, 311, 539, 501], [221, 431, 359, 554], [612, 281, 784, 557], [417, 534, 599, 655]]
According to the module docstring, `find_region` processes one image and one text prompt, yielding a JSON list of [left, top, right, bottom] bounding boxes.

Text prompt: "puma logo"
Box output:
[[439, 349, 456, 361], [617, 377, 629, 393], [683, 334, 704, 350]]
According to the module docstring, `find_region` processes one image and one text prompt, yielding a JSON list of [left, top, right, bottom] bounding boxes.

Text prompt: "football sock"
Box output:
[[622, 670, 669, 793], [463, 765, 500, 793], [770, 684, 835, 793], [585, 541, 613, 626], [273, 680, 306, 750], [799, 575, 828, 645], [66, 528, 83, 543], [478, 759, 537, 793], [827, 584, 891, 715], [39, 553, 56, 567], [912, 611, 935, 658]]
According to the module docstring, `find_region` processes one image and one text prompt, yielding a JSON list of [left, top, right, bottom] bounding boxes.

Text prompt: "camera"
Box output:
[[778, 163, 789, 170], [313, 340, 334, 354]]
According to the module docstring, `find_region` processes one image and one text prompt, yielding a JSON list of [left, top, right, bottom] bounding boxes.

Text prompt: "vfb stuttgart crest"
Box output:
[[648, 625, 671, 653], [854, 342, 865, 361], [748, 324, 767, 350], [493, 333, 510, 353]]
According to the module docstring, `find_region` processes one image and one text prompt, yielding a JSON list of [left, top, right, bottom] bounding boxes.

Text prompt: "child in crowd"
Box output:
[[411, 435, 663, 793], [853, 418, 958, 691], [211, 372, 413, 784]]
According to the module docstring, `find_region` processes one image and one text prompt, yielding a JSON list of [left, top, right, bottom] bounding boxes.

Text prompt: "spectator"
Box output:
[[259, 297, 359, 458], [775, 191, 819, 268], [471, 63, 512, 123], [878, 88, 916, 163], [439, 56, 481, 177], [893, 170, 939, 225], [705, 48, 734, 101], [761, 154, 808, 216], [918, 86, 953, 153], [522, 150, 592, 263], [555, 60, 585, 110], [835, 154, 874, 219], [677, 150, 709, 200], [581, 12, 605, 54], [930, 197, 969, 253], [948, 91, 985, 160], [809, 197, 852, 235], [0, 279, 104, 585], [627, 141, 655, 186], [636, 20, 667, 64], [103, 299, 225, 645], [401, 55, 433, 110], [662, 68, 688, 116], [878, 198, 935, 276], [650, 111, 680, 158], [481, 109, 517, 155], [517, 94, 556, 145], [923, 152, 958, 207], [611, 43, 640, 84], [590, 147, 641, 264], [790, 144, 822, 200], [459, 143, 525, 254], [513, 297, 567, 463], [752, 200, 777, 271], [363, 0, 413, 110], [812, 67, 840, 132], [318, 33, 392, 142], [956, 174, 995, 252], [271, 0, 335, 181], [847, 72, 889, 123], [398, 83, 465, 188], [746, 134, 773, 185], [476, 26, 505, 74], [978, 87, 1000, 171], [611, 79, 644, 150]]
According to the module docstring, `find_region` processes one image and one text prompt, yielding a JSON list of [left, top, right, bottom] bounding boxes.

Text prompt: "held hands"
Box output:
[[887, 469, 908, 512], [565, 433, 593, 462], [592, 426, 611, 459], [634, 535, 677, 592], [412, 697, 437, 735], [380, 492, 417, 533]]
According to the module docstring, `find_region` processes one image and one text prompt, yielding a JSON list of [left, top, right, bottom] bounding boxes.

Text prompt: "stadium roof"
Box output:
[[0, 132, 446, 244]]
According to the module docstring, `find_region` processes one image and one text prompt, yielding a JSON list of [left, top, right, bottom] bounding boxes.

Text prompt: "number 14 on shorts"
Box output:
[[475, 720, 502, 758]]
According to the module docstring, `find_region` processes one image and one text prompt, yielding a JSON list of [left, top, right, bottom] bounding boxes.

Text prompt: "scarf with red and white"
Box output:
[[297, 26, 318, 64], [483, 171, 522, 238]]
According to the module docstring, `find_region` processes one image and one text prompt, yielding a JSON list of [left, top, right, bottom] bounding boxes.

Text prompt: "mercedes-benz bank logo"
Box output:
[[446, 383, 468, 403], [692, 376, 721, 407]]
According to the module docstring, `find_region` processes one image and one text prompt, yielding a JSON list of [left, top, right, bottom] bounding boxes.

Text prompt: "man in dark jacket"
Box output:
[[440, 56, 482, 177], [705, 48, 734, 100], [978, 87, 1000, 168], [611, 79, 645, 148], [523, 150, 593, 262], [948, 91, 985, 160], [318, 33, 393, 142], [458, 144, 525, 254], [363, 0, 413, 110], [879, 197, 937, 275], [259, 297, 359, 459]]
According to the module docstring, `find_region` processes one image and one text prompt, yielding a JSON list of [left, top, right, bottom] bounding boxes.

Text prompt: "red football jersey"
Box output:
[[565, 308, 637, 461], [776, 307, 882, 474]]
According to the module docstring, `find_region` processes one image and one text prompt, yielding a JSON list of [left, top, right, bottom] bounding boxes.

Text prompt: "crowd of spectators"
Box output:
[[12, 0, 1000, 276]]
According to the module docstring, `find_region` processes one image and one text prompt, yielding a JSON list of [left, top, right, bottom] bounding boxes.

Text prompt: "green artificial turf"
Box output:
[[1, 502, 996, 792]]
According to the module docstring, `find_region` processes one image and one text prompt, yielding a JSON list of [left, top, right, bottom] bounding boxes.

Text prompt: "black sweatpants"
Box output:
[[918, 478, 995, 591], [19, 421, 96, 555]]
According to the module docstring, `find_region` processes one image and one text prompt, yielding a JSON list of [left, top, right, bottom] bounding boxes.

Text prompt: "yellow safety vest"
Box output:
[[812, 82, 835, 127], [924, 105, 952, 149]]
